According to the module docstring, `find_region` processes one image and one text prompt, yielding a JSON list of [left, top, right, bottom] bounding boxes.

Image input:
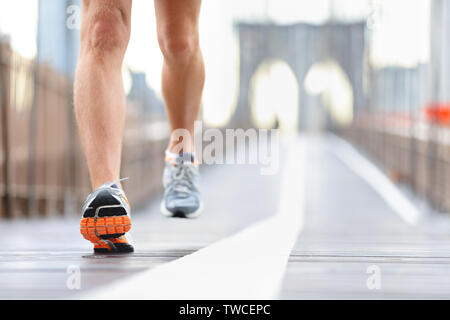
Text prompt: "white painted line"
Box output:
[[330, 134, 422, 226], [79, 137, 306, 300]]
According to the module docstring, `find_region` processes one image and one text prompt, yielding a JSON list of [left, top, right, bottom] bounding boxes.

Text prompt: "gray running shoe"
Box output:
[[161, 152, 203, 219]]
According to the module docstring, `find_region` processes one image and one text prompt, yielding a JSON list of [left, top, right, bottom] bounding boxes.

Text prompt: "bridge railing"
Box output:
[[0, 40, 168, 219]]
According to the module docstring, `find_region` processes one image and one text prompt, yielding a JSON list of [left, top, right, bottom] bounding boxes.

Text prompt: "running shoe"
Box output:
[[80, 179, 134, 253], [161, 152, 203, 219]]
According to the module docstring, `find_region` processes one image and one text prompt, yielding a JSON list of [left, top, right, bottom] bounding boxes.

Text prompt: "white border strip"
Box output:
[[330, 134, 422, 226], [79, 137, 306, 300]]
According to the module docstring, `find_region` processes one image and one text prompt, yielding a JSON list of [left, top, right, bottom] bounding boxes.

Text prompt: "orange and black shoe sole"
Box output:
[[80, 188, 134, 253], [80, 216, 133, 253]]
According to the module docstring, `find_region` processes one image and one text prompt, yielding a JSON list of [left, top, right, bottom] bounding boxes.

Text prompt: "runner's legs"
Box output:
[[155, 0, 204, 153], [74, 0, 132, 190]]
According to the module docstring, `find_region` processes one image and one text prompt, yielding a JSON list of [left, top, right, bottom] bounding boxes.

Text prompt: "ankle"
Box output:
[[92, 179, 122, 191], [167, 143, 194, 154]]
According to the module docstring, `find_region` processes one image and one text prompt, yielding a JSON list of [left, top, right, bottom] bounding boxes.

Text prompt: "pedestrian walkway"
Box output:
[[282, 136, 450, 299], [1, 134, 449, 299]]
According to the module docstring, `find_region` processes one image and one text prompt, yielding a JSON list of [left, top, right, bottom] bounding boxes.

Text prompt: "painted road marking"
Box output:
[[80, 137, 306, 299], [330, 134, 422, 226]]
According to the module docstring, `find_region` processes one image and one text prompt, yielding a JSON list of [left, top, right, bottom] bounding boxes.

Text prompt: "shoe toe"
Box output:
[[166, 196, 200, 216]]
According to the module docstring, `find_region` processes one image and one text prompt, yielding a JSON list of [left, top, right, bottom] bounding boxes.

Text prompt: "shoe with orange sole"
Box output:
[[80, 180, 134, 253]]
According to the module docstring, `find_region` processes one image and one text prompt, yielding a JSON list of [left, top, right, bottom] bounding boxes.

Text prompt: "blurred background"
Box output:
[[0, 0, 448, 218]]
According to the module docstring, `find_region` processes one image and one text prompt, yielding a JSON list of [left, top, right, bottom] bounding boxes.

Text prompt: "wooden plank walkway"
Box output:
[[1, 135, 449, 299], [281, 136, 450, 299], [0, 162, 280, 299]]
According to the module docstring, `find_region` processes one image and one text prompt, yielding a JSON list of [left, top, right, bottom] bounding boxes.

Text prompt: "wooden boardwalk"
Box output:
[[1, 135, 449, 299], [282, 137, 450, 299]]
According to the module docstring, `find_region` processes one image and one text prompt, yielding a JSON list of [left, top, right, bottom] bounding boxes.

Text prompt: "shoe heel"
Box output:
[[80, 216, 131, 243]]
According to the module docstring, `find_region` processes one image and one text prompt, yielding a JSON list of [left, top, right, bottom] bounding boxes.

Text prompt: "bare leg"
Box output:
[[74, 0, 132, 190], [155, 0, 204, 153]]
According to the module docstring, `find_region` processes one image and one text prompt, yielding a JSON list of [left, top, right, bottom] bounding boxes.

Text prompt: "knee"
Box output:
[[158, 31, 199, 62], [81, 5, 130, 58]]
